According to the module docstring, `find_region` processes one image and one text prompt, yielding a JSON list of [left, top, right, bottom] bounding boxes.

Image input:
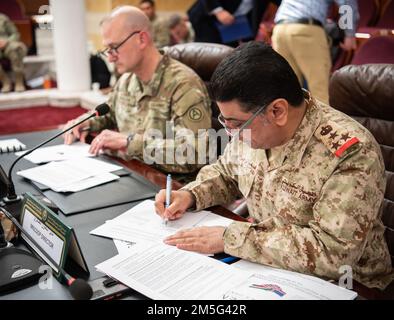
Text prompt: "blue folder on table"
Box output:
[[215, 15, 253, 43]]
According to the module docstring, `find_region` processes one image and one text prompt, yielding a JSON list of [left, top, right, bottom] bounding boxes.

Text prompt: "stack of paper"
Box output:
[[0, 138, 26, 153], [95, 242, 358, 300], [92, 200, 358, 300], [15, 142, 95, 164], [90, 200, 233, 245], [17, 157, 122, 192]]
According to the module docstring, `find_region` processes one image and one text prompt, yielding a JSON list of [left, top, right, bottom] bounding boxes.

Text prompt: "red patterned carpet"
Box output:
[[0, 105, 86, 135]]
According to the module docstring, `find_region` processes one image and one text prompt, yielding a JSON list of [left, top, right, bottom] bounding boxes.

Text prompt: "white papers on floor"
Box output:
[[17, 157, 122, 192], [90, 200, 234, 244], [15, 142, 95, 164], [227, 260, 357, 300], [95, 242, 247, 300]]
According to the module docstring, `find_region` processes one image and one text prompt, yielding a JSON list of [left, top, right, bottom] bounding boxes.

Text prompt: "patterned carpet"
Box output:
[[0, 105, 86, 135]]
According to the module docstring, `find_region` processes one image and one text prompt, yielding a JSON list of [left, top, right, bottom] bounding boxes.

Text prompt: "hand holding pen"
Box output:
[[154, 184, 196, 222]]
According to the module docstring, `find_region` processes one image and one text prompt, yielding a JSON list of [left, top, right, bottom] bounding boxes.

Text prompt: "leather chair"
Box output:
[[163, 42, 234, 130], [329, 63, 394, 298]]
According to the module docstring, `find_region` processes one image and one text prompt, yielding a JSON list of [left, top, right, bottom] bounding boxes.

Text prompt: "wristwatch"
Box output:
[[125, 133, 135, 149]]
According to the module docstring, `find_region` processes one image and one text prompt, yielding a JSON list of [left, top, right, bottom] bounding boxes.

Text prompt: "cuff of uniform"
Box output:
[[180, 182, 212, 211], [126, 133, 143, 157], [223, 221, 251, 256]]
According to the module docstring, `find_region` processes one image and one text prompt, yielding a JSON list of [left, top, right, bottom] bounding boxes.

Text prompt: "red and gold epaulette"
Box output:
[[315, 121, 360, 157]]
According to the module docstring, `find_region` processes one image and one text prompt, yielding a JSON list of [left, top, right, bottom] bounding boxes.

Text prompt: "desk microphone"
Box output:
[[0, 207, 93, 300], [1, 103, 110, 204]]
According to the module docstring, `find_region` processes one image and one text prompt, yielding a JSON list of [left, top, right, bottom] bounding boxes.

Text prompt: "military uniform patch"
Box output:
[[188, 107, 203, 121], [315, 121, 360, 157]]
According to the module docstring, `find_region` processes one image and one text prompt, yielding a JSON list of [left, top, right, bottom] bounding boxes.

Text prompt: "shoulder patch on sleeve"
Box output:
[[315, 121, 360, 157]]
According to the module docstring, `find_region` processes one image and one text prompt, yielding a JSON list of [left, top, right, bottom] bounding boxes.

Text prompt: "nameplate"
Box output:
[[20, 193, 89, 279]]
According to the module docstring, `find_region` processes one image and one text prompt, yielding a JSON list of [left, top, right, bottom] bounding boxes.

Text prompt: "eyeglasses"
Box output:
[[218, 104, 268, 137], [99, 30, 141, 57]]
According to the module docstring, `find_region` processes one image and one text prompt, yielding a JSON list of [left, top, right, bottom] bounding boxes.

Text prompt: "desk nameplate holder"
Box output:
[[20, 193, 89, 281]]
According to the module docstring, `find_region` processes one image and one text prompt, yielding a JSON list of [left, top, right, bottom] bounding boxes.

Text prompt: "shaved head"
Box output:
[[105, 5, 152, 34], [100, 5, 160, 76]]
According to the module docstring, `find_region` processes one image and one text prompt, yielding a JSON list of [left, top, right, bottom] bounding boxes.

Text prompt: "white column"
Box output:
[[50, 0, 91, 91]]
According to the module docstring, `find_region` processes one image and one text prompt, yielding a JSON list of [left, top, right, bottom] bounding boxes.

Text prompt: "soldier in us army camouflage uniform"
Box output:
[[155, 42, 393, 290], [64, 6, 211, 174], [139, 0, 171, 48], [0, 13, 27, 93]]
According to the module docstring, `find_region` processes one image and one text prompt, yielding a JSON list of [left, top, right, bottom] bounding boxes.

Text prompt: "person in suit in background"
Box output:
[[187, 0, 281, 46]]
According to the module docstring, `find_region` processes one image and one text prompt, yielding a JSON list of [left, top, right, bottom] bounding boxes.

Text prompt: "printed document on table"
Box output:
[[56, 172, 119, 192], [225, 260, 357, 300], [17, 158, 122, 192], [95, 242, 248, 300], [15, 142, 95, 164], [90, 200, 234, 244]]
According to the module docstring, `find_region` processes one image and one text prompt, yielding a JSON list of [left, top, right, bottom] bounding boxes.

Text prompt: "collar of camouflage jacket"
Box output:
[[134, 53, 169, 101], [247, 91, 322, 172]]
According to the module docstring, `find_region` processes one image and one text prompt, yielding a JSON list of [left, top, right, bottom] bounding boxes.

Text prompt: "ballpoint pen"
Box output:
[[164, 174, 172, 225]]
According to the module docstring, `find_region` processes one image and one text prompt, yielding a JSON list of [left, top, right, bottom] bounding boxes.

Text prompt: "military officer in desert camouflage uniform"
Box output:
[[0, 13, 27, 93], [155, 42, 393, 289], [64, 6, 211, 174]]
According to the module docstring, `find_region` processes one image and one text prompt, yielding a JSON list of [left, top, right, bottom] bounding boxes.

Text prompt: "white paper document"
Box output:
[[90, 200, 233, 244], [113, 239, 135, 254], [95, 242, 247, 300], [0, 138, 26, 153], [15, 142, 94, 164], [17, 157, 122, 192], [227, 260, 357, 300]]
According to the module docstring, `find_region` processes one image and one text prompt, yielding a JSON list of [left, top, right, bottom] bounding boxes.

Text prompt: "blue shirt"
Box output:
[[275, 0, 359, 36]]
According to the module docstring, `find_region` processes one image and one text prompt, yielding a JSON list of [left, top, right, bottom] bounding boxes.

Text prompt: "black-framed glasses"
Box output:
[[99, 30, 141, 57], [218, 103, 268, 137]]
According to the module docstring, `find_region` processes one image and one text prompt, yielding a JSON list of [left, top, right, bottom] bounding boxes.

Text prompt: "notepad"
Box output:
[[0, 138, 26, 153]]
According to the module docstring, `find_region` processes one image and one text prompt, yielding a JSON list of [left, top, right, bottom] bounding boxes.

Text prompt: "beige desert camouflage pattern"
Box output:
[[0, 13, 27, 72], [86, 54, 211, 173], [0, 211, 18, 242], [151, 15, 171, 48], [182, 92, 393, 289]]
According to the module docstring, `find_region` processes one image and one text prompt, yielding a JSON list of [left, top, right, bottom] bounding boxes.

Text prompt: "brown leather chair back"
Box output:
[[329, 64, 394, 267], [163, 42, 234, 126]]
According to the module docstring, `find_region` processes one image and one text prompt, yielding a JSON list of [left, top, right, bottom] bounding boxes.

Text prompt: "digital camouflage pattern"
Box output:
[[85, 54, 212, 173], [0, 14, 27, 72], [0, 211, 18, 242], [151, 15, 170, 48], [183, 92, 393, 289]]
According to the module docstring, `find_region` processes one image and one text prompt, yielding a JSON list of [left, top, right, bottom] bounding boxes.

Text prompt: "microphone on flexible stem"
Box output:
[[0, 207, 93, 300], [2, 103, 110, 204]]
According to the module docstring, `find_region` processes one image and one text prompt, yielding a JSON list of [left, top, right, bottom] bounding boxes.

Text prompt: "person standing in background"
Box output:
[[187, 0, 281, 45], [139, 0, 171, 48], [272, 0, 359, 104]]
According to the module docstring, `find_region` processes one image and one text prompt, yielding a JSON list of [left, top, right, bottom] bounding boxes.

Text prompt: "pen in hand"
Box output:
[[164, 174, 172, 225]]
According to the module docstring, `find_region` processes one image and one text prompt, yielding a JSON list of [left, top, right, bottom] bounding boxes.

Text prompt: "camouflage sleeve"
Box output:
[[88, 87, 117, 132], [223, 143, 386, 281], [153, 19, 171, 48], [4, 16, 20, 42], [181, 140, 244, 209], [128, 82, 212, 174]]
